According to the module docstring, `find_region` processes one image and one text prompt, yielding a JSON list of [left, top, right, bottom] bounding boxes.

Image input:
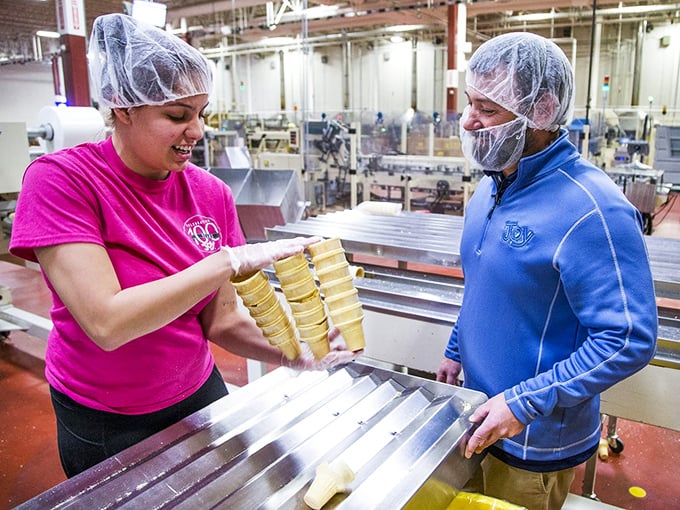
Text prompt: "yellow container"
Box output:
[[308, 237, 344, 258], [315, 262, 351, 284], [320, 275, 355, 298], [334, 316, 365, 352], [447, 492, 526, 509], [328, 302, 363, 325], [324, 288, 360, 311], [403, 478, 457, 510]]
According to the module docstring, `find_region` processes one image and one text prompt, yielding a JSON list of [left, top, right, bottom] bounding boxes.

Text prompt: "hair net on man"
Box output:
[[466, 32, 574, 131], [88, 13, 213, 109]]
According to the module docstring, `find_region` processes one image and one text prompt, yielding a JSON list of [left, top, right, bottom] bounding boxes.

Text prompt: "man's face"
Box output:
[[459, 88, 529, 174], [462, 88, 517, 131]]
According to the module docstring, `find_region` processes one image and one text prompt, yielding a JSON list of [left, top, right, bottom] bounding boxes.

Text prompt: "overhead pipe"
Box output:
[[582, 0, 597, 158], [631, 20, 646, 106], [411, 37, 418, 110]]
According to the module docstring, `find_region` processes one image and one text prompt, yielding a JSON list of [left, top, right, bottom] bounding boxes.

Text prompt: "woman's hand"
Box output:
[[285, 327, 362, 371], [224, 236, 322, 277]]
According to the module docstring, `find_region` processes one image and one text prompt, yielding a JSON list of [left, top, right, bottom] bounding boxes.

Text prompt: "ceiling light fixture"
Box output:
[[36, 30, 60, 38]]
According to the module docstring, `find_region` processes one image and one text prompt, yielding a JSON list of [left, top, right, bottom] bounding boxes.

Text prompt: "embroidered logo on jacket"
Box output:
[[502, 221, 534, 247], [184, 215, 222, 252]]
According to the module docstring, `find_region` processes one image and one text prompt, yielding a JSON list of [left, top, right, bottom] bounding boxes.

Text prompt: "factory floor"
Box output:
[[1, 190, 679, 510]]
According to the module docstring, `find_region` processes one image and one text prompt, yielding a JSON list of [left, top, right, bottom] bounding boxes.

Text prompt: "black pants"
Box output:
[[50, 364, 228, 478]]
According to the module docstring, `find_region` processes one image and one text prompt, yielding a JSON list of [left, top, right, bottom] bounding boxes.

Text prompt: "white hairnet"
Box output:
[[466, 32, 574, 131], [88, 13, 213, 108]]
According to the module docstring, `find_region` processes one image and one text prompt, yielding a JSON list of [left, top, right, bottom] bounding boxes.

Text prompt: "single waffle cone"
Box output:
[[260, 313, 294, 337], [231, 269, 269, 287], [249, 294, 287, 327], [299, 320, 330, 361], [274, 337, 303, 360], [234, 275, 276, 307], [316, 262, 352, 285], [304, 460, 354, 510], [320, 275, 355, 298], [308, 237, 344, 259], [311, 248, 347, 271], [267, 324, 301, 360], [334, 316, 365, 352], [292, 302, 327, 327], [248, 291, 280, 318], [328, 302, 363, 325], [280, 273, 318, 302], [324, 288, 360, 311], [288, 289, 322, 313], [273, 251, 308, 274]]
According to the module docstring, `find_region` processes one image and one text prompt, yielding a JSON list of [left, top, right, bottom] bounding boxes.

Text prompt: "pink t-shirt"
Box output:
[[10, 137, 245, 414]]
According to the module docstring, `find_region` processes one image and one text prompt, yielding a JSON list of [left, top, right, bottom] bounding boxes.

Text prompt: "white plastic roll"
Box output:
[[38, 106, 106, 153]]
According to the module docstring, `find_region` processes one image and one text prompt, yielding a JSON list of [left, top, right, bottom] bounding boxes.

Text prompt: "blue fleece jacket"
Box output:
[[445, 130, 657, 467]]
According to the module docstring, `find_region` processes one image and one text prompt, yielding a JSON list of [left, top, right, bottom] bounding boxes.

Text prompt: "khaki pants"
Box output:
[[464, 454, 575, 510]]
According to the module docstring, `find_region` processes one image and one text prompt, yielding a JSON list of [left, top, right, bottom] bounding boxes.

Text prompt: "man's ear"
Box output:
[[531, 92, 558, 129], [111, 107, 132, 125]]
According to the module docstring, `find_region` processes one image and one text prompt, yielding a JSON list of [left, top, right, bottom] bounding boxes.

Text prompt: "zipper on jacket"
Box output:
[[486, 171, 517, 219]]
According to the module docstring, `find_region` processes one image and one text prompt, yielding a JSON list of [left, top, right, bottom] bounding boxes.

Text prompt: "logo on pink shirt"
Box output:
[[184, 215, 222, 252]]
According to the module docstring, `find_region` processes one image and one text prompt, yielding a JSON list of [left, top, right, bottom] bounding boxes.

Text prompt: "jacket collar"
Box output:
[[514, 128, 579, 185]]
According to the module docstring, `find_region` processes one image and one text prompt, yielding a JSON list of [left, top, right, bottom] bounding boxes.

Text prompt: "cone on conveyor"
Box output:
[[232, 270, 301, 360], [274, 253, 330, 360], [308, 238, 366, 352]]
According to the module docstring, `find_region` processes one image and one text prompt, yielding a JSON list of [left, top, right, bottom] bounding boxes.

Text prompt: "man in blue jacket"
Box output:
[[436, 32, 657, 510]]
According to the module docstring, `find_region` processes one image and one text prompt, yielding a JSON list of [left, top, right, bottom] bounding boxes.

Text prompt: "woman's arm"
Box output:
[[200, 281, 288, 365], [36, 237, 317, 352], [37, 242, 231, 351]]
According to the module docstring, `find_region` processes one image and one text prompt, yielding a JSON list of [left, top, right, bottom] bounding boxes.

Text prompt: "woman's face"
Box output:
[[113, 94, 209, 179]]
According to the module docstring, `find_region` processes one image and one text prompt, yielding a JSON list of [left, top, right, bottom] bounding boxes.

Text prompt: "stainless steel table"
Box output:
[[16, 362, 487, 510]]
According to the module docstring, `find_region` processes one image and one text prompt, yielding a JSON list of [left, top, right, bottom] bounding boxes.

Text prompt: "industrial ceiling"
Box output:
[[2, 0, 679, 62]]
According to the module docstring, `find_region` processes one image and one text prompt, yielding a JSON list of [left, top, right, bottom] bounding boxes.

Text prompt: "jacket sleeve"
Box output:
[[444, 321, 462, 362], [505, 204, 658, 424]]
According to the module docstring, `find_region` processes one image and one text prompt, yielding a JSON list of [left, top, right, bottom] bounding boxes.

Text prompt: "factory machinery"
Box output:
[[209, 112, 474, 216]]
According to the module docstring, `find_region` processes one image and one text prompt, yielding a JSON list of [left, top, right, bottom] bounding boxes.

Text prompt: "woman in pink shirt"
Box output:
[[10, 13, 356, 477]]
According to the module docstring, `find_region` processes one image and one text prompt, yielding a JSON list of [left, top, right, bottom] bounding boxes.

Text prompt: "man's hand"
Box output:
[[436, 357, 463, 386], [464, 393, 525, 458]]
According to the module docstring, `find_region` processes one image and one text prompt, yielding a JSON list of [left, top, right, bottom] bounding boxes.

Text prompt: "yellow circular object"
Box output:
[[628, 486, 647, 498]]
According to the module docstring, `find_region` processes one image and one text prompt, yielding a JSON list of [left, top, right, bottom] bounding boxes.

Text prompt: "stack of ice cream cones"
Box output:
[[274, 252, 330, 360], [231, 270, 301, 360], [308, 238, 366, 352]]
